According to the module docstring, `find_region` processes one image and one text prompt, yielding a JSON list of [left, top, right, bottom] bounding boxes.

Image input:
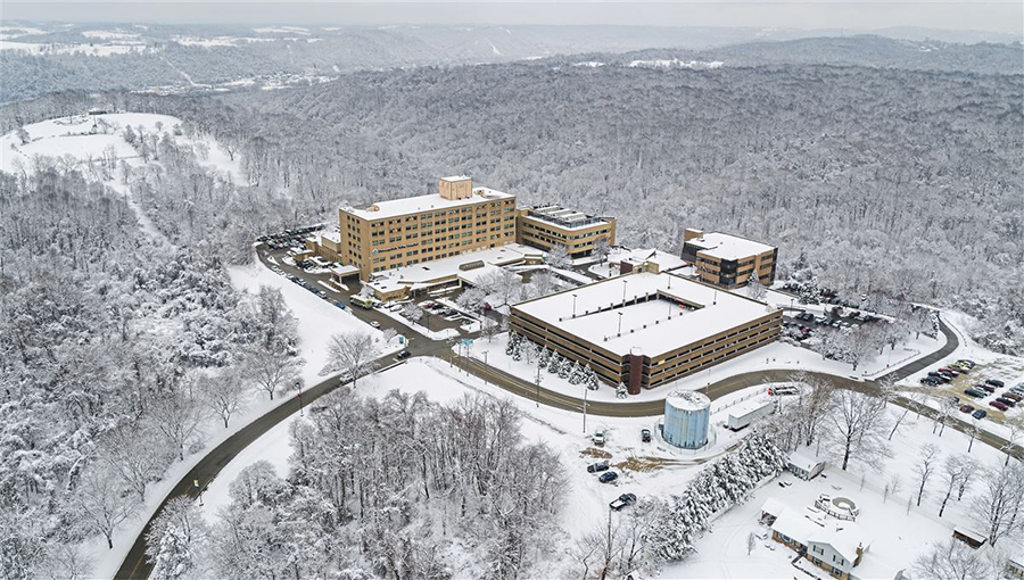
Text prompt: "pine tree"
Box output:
[[558, 358, 572, 380], [505, 332, 520, 356], [616, 382, 628, 398], [537, 346, 551, 368], [511, 337, 523, 361], [547, 353, 561, 374], [586, 366, 599, 390], [567, 361, 583, 385]]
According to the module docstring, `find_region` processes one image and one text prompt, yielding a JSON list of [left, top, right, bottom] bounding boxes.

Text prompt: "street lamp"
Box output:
[[572, 293, 578, 318], [582, 383, 589, 433], [535, 365, 542, 407], [622, 280, 628, 303], [617, 311, 624, 335]]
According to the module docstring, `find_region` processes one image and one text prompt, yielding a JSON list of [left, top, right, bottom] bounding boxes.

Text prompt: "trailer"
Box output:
[[350, 294, 377, 309], [726, 398, 777, 431]]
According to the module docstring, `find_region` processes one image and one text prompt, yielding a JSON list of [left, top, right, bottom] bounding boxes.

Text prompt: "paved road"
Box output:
[[115, 254, 1018, 579]]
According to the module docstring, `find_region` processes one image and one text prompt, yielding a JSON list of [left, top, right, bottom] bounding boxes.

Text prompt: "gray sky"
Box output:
[[3, 1, 1022, 36]]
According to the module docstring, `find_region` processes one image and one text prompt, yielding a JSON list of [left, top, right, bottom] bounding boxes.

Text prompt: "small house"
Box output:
[[787, 451, 826, 480], [1006, 555, 1024, 578], [952, 526, 988, 549]]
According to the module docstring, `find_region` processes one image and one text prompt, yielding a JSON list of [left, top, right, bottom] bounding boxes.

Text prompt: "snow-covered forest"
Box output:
[[14, 52, 1013, 352], [1, 16, 1023, 579]]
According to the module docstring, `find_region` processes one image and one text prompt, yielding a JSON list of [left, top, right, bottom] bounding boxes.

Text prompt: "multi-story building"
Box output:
[[681, 228, 778, 289], [335, 176, 517, 280], [516, 205, 615, 257], [509, 270, 781, 393]]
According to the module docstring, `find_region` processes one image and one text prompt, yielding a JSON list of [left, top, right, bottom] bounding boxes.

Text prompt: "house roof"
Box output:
[[808, 522, 870, 566], [761, 497, 786, 517], [788, 450, 824, 472]]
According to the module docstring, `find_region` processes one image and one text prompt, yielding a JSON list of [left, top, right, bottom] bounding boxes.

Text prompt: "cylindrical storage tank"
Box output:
[[663, 390, 711, 449]]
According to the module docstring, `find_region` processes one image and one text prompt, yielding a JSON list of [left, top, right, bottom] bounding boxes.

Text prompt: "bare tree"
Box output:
[[913, 540, 992, 580], [914, 443, 941, 506], [201, 371, 246, 429], [145, 496, 210, 580], [1001, 424, 1021, 466], [938, 456, 967, 518], [73, 465, 138, 549], [957, 457, 980, 501], [402, 302, 423, 324], [456, 287, 488, 312], [243, 350, 304, 401], [746, 531, 757, 555], [101, 426, 168, 502], [971, 462, 1024, 547], [546, 244, 572, 270], [824, 389, 889, 470], [151, 391, 204, 462], [883, 473, 902, 504], [321, 331, 381, 387]]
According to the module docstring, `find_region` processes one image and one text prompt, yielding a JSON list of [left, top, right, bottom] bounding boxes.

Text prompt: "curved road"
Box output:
[[115, 257, 1019, 579]]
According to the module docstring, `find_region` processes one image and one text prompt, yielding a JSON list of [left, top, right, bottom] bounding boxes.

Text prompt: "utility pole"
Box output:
[[572, 293, 578, 318], [583, 384, 589, 433], [535, 365, 542, 407]]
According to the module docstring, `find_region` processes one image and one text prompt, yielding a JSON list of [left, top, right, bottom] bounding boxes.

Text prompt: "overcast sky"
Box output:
[[3, 1, 1022, 36]]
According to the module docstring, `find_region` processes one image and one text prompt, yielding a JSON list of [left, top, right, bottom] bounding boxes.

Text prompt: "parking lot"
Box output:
[[918, 357, 1024, 427]]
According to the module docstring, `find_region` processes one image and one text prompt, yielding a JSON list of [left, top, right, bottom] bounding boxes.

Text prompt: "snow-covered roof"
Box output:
[[788, 450, 824, 472], [522, 205, 612, 231], [760, 497, 786, 517], [513, 272, 777, 357], [343, 187, 514, 220], [440, 175, 471, 182], [609, 247, 688, 272], [770, 509, 814, 545], [666, 390, 710, 411], [330, 264, 360, 276], [688, 232, 775, 261], [807, 522, 870, 567], [365, 244, 540, 295], [953, 526, 988, 543]]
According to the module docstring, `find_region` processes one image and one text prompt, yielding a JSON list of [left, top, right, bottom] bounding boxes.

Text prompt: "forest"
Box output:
[[29, 56, 1013, 354]]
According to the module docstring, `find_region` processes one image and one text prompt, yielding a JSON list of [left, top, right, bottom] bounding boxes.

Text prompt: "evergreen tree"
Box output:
[[585, 366, 600, 391], [558, 358, 572, 380], [547, 353, 562, 374]]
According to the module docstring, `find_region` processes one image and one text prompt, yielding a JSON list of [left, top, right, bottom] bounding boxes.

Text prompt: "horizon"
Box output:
[[2, 2, 1022, 39]]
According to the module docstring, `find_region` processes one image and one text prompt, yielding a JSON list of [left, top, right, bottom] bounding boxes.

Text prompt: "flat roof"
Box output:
[[365, 243, 540, 295], [343, 186, 514, 221], [522, 205, 612, 231], [687, 232, 775, 261], [609, 247, 688, 272], [513, 272, 777, 357]]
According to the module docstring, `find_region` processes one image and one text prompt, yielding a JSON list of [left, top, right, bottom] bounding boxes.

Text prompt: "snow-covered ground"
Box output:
[[0, 112, 245, 183], [669, 402, 1016, 578]]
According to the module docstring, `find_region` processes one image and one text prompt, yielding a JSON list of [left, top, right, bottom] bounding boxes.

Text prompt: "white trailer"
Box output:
[[726, 399, 777, 431]]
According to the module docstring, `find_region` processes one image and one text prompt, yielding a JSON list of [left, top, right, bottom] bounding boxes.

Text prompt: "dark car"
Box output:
[[921, 377, 939, 386], [395, 350, 411, 360], [609, 493, 637, 511], [1002, 392, 1022, 403], [335, 301, 347, 309], [641, 429, 652, 443], [990, 401, 1009, 411], [587, 461, 610, 474], [959, 405, 974, 413], [986, 379, 1005, 388], [598, 471, 619, 484], [978, 384, 996, 394], [996, 397, 1015, 408], [938, 368, 960, 377], [964, 388, 986, 398], [972, 409, 987, 420]]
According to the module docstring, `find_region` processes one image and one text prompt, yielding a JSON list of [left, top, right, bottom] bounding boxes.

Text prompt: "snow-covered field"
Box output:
[[0, 112, 245, 183]]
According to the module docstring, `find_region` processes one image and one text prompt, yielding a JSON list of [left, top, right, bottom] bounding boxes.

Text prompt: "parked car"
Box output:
[[587, 461, 610, 474], [592, 430, 606, 446], [335, 301, 347, 309], [1002, 392, 1022, 403], [978, 384, 996, 394], [920, 377, 939, 386], [995, 397, 1015, 408], [986, 379, 1005, 388], [957, 359, 977, 368], [964, 388, 986, 398], [972, 409, 987, 420], [959, 405, 974, 413], [988, 400, 1008, 411], [641, 429, 652, 443], [598, 471, 619, 484], [609, 493, 637, 511], [938, 368, 960, 377], [395, 350, 411, 360]]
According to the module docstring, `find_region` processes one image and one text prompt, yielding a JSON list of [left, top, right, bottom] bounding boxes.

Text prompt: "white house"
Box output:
[[770, 507, 872, 580], [787, 450, 826, 480]]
